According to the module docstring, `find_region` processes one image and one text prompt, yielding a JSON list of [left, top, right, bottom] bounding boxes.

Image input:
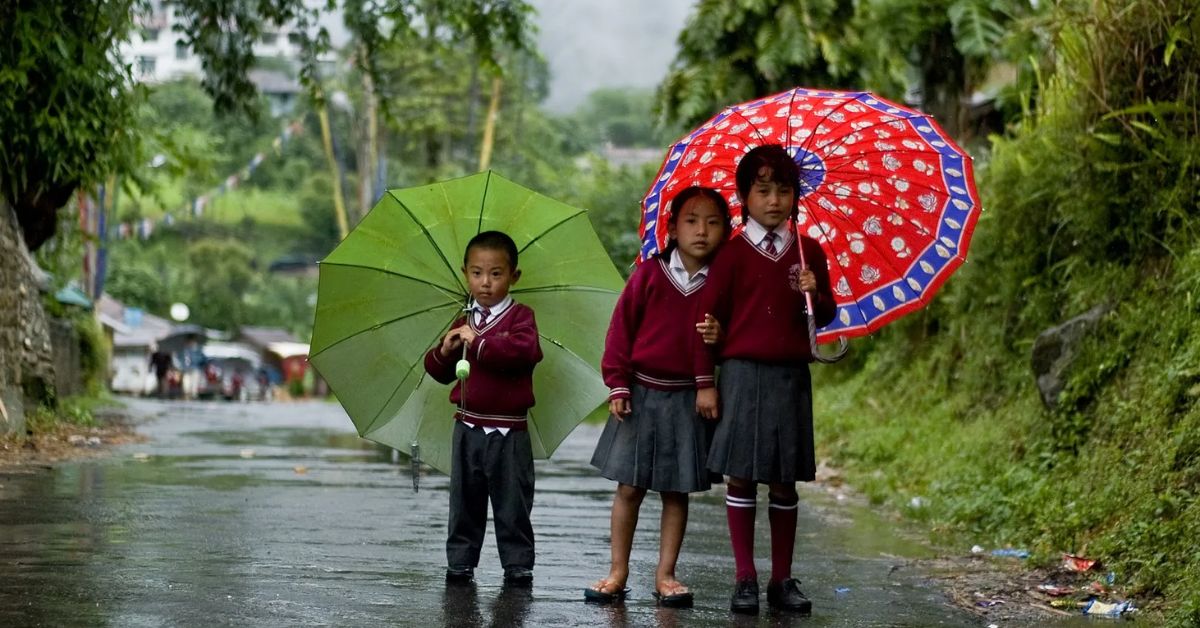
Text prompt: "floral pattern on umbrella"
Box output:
[[640, 87, 982, 342]]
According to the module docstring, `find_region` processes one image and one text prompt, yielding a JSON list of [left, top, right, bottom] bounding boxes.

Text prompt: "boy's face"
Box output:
[[462, 246, 519, 307], [669, 196, 726, 263], [744, 166, 795, 229]]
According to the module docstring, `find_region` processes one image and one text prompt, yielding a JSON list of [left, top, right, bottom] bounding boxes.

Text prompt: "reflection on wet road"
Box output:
[[2, 399, 1007, 626]]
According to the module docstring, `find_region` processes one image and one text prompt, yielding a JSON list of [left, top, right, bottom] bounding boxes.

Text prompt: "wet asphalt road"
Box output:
[[2, 399, 1031, 626]]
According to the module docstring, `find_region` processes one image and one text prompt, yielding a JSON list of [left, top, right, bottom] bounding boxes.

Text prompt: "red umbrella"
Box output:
[[640, 87, 981, 360]]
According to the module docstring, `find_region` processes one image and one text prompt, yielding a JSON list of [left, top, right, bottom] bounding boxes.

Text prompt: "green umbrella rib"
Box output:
[[361, 353, 431, 436], [512, 285, 620, 295], [308, 300, 463, 361], [392, 194, 468, 294], [477, 171, 491, 235], [318, 261, 465, 298], [516, 210, 588, 255]]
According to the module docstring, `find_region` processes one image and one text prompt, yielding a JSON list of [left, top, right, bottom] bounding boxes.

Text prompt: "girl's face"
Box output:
[[743, 166, 794, 229], [669, 196, 726, 264]]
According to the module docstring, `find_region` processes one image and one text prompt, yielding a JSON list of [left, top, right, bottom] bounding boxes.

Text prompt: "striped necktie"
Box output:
[[761, 232, 779, 255]]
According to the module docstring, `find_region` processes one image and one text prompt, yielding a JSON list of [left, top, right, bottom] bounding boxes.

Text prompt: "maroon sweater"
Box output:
[[693, 230, 836, 388], [603, 257, 704, 400], [424, 302, 543, 430]]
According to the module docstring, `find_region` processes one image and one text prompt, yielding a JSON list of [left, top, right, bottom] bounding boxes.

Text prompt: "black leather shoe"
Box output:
[[445, 566, 474, 583], [730, 578, 759, 614], [503, 567, 534, 586], [767, 578, 812, 614]]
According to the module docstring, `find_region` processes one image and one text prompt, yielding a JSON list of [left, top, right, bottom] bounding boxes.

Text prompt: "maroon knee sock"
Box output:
[[768, 494, 799, 583], [725, 483, 757, 581]]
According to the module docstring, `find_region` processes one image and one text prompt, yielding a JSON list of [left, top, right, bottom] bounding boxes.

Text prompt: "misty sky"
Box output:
[[527, 0, 694, 112], [321, 1, 695, 114]]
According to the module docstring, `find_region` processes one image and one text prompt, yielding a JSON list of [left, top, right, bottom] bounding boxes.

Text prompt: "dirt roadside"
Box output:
[[0, 407, 144, 469], [808, 461, 1153, 625]]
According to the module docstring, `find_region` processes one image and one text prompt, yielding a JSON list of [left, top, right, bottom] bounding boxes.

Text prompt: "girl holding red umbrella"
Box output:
[[693, 144, 836, 615]]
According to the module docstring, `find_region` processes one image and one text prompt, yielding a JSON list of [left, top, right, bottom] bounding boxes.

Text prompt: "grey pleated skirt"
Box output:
[[707, 359, 815, 483], [590, 383, 713, 493]]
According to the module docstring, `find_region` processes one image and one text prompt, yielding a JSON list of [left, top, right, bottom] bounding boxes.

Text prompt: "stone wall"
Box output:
[[1, 200, 56, 435]]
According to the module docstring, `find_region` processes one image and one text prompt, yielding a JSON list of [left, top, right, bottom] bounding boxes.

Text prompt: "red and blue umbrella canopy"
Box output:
[[640, 87, 982, 342]]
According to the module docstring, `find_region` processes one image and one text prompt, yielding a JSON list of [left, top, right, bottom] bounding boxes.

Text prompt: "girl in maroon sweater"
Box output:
[[586, 187, 728, 608], [694, 145, 836, 615]]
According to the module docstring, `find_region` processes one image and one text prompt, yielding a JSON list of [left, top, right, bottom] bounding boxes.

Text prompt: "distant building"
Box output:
[[576, 143, 665, 171], [119, 2, 315, 115]]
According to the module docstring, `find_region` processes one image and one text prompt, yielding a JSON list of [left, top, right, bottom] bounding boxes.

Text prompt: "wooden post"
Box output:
[[478, 77, 502, 172], [317, 95, 350, 240]]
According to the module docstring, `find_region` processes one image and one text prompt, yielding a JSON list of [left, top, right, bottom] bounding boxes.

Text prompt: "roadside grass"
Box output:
[[814, 247, 1200, 626]]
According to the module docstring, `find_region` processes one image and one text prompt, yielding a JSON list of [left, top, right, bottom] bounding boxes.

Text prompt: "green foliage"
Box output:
[[658, 0, 1038, 136], [567, 89, 683, 149], [0, 0, 147, 248], [342, 0, 535, 114], [658, 0, 863, 127], [814, 0, 1200, 622]]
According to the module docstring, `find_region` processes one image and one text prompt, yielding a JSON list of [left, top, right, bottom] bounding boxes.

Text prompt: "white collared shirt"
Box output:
[[668, 248, 709, 292], [462, 295, 515, 435], [467, 295, 512, 328], [743, 217, 793, 252]]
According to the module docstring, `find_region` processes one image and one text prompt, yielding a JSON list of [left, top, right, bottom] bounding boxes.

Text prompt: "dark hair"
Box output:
[[464, 230, 518, 269], [660, 186, 731, 256], [668, 186, 731, 228], [735, 144, 801, 212]]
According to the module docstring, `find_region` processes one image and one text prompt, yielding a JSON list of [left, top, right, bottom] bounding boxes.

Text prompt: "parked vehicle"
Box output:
[[202, 341, 270, 402]]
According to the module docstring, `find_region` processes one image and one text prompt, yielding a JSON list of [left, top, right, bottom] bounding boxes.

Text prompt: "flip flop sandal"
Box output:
[[653, 589, 695, 608], [583, 582, 630, 604]]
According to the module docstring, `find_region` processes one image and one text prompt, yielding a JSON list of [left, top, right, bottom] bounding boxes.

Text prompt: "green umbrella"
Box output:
[[309, 171, 623, 478]]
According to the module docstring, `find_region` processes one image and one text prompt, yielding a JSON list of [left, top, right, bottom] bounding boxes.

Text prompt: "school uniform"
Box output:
[[590, 249, 713, 493], [423, 296, 543, 571], [693, 220, 836, 483]]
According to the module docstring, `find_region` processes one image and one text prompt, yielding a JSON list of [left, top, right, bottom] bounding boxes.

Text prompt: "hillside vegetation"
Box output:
[[813, 2, 1200, 623]]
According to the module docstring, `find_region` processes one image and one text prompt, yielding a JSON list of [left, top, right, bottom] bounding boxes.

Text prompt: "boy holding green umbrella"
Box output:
[[424, 230, 543, 586]]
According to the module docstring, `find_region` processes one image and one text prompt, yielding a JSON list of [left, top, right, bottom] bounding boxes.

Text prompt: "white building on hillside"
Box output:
[[120, 3, 306, 83], [119, 2, 324, 115]]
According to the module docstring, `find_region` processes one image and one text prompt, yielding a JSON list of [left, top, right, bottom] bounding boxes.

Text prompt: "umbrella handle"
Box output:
[[806, 304, 849, 363], [795, 223, 849, 363], [410, 441, 421, 493]]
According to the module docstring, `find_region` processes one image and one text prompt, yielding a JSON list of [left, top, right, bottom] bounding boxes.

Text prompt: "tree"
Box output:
[[0, 0, 534, 252], [656, 0, 1037, 136], [0, 1, 145, 250], [657, 0, 863, 129]]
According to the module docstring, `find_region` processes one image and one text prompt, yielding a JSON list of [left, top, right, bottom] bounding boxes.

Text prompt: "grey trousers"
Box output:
[[446, 420, 535, 570]]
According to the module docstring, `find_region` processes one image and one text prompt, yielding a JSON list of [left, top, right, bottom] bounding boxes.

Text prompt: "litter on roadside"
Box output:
[[1037, 584, 1074, 597], [991, 548, 1030, 558], [1082, 599, 1136, 617], [1062, 553, 1099, 571]]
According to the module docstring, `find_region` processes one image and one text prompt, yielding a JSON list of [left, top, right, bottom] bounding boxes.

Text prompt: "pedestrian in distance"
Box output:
[[692, 144, 837, 615], [178, 339, 206, 400], [423, 230, 544, 587], [586, 187, 730, 608], [148, 343, 173, 398]]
